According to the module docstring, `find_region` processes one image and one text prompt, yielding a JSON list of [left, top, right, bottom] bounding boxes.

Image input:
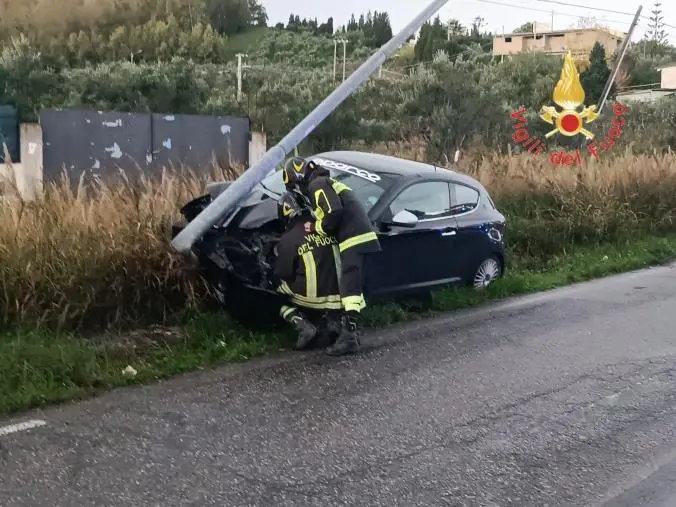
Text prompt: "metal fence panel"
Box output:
[[40, 109, 151, 186], [39, 109, 251, 187], [150, 113, 250, 175]]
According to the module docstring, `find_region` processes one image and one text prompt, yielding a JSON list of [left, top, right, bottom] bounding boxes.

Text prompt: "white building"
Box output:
[[616, 63, 676, 103]]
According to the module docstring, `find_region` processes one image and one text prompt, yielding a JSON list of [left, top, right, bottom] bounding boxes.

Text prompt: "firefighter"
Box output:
[[273, 190, 343, 350], [282, 156, 381, 356]]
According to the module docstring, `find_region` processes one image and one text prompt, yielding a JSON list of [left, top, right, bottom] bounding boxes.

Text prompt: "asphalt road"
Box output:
[[2, 264, 676, 506]]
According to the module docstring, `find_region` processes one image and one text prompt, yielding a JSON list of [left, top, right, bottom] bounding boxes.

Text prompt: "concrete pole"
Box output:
[[343, 40, 347, 81], [597, 5, 642, 114], [334, 39, 348, 81], [333, 40, 338, 82], [236, 53, 248, 101]]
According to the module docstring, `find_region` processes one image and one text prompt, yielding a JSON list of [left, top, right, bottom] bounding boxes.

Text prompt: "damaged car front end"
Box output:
[[172, 173, 290, 327]]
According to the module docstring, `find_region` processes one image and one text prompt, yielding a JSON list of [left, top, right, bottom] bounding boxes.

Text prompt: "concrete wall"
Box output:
[[616, 89, 676, 103], [661, 66, 676, 89], [248, 131, 267, 167], [0, 124, 43, 200]]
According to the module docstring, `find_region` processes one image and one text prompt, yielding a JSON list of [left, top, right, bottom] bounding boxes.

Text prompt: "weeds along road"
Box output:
[[2, 264, 676, 506]]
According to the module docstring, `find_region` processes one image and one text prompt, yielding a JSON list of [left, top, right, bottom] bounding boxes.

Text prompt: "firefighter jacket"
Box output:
[[273, 218, 343, 310], [305, 169, 381, 255]]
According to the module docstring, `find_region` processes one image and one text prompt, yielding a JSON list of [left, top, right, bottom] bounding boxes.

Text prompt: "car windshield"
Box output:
[[258, 166, 394, 213]]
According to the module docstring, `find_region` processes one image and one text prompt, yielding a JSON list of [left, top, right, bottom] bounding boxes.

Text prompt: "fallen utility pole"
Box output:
[[171, 0, 450, 254], [596, 4, 642, 114]]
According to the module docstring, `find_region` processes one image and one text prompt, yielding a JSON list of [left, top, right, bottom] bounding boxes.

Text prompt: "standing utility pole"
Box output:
[[333, 40, 338, 82], [236, 53, 248, 101], [334, 39, 348, 81]]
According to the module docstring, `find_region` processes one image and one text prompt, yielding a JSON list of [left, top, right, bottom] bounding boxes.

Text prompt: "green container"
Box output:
[[0, 105, 19, 163]]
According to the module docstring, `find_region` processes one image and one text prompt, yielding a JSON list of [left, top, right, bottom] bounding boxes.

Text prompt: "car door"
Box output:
[[364, 180, 462, 299], [447, 182, 487, 278]]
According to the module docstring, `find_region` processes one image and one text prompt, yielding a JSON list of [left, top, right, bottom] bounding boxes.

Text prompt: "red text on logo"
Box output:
[[510, 107, 546, 156]]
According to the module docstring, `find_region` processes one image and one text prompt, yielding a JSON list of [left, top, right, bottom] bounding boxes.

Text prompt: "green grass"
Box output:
[[2, 234, 676, 415]]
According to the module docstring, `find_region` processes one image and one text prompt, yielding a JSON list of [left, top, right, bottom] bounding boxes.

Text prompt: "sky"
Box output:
[[262, 0, 675, 45]]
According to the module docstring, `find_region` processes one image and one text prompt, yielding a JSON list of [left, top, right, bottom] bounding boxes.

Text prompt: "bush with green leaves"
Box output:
[[1, 39, 674, 158]]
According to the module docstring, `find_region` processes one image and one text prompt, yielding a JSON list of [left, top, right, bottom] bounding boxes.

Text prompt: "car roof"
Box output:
[[310, 150, 483, 189]]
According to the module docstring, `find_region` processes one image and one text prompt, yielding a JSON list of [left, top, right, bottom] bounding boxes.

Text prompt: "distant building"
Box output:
[[616, 63, 676, 103], [492, 27, 625, 67]]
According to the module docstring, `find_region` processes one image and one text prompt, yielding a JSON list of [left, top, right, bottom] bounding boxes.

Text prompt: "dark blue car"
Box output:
[[174, 151, 507, 323]]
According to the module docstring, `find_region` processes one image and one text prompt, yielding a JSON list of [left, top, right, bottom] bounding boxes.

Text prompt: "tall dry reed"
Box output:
[[1, 151, 675, 332], [0, 163, 241, 332], [458, 150, 676, 258]]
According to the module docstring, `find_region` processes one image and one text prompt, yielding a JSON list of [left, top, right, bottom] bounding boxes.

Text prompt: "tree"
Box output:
[[513, 22, 534, 33], [447, 19, 467, 38], [204, 0, 257, 35], [414, 22, 431, 61], [369, 11, 392, 46], [645, 1, 669, 57], [346, 15, 358, 32], [470, 16, 486, 39], [414, 16, 448, 62], [318, 17, 334, 35], [248, 0, 268, 27], [580, 42, 611, 105]]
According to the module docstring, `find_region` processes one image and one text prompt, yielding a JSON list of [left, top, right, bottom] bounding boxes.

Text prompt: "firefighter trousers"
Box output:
[[339, 247, 367, 313]]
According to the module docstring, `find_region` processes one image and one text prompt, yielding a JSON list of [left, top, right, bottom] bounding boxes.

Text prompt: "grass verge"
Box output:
[[2, 233, 676, 416]]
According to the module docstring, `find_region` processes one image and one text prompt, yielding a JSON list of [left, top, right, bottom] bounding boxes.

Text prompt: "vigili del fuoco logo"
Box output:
[[510, 51, 628, 166]]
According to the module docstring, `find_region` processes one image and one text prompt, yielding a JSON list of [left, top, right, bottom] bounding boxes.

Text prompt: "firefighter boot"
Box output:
[[325, 311, 360, 356], [289, 313, 318, 350], [321, 310, 342, 346]]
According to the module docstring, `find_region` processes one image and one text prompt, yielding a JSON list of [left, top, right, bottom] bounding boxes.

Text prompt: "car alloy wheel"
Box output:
[[473, 257, 501, 289]]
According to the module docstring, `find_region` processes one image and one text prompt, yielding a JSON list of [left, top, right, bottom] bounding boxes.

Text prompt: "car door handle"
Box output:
[[441, 228, 457, 237]]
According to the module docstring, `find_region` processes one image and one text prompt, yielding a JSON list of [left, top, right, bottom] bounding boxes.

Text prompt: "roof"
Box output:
[[497, 27, 626, 38], [310, 150, 483, 189], [312, 150, 436, 176], [616, 89, 676, 98]]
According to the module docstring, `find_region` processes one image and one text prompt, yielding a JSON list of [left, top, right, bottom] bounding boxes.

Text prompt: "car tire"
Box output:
[[472, 256, 502, 289]]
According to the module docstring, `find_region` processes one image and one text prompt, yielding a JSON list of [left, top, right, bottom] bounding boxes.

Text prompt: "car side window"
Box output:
[[449, 183, 480, 215], [388, 182, 452, 220]]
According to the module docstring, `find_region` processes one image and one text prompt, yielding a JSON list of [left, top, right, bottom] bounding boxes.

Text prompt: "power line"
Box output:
[[535, 0, 676, 29], [535, 0, 637, 17], [475, 0, 633, 26], [477, 0, 566, 16]]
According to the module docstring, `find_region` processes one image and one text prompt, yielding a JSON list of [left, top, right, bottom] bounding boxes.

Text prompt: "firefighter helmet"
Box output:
[[282, 156, 319, 191], [277, 191, 303, 229]]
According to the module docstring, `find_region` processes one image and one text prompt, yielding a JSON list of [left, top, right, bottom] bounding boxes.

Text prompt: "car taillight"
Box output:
[[488, 224, 504, 243]]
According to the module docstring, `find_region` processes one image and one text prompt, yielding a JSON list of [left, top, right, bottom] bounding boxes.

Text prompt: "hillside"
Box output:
[[1, 0, 675, 156]]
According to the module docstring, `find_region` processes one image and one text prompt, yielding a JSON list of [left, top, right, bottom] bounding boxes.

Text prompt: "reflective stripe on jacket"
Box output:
[[307, 171, 381, 255], [273, 219, 343, 310]]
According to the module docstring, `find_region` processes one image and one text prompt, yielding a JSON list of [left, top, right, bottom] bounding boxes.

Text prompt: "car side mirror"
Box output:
[[384, 209, 418, 228]]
